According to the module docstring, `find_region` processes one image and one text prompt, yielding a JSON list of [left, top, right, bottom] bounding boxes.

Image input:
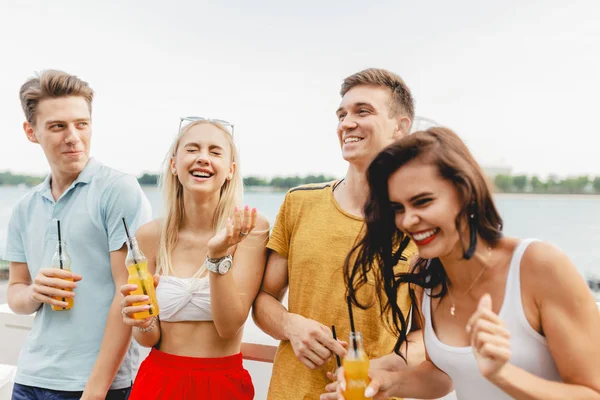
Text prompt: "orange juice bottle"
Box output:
[[125, 237, 159, 319], [343, 332, 371, 400], [51, 241, 74, 311]]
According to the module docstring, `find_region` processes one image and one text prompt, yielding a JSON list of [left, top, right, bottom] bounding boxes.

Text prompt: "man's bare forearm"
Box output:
[[83, 295, 132, 398], [7, 283, 40, 315], [253, 291, 292, 341]]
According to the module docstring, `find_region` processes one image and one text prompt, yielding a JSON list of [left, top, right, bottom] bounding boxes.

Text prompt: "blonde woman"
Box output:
[[120, 118, 269, 399]]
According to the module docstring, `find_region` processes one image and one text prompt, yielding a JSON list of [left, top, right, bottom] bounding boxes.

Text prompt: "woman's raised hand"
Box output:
[[207, 205, 258, 258], [466, 293, 512, 380]]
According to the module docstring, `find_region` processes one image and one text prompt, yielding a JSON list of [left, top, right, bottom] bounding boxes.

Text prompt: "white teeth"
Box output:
[[191, 171, 211, 178], [344, 137, 363, 144], [413, 229, 438, 241]]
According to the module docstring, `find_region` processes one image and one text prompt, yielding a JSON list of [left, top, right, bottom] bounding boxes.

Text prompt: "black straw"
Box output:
[[56, 220, 63, 269], [122, 217, 138, 264], [347, 296, 357, 352], [56, 219, 66, 308], [331, 325, 341, 368]]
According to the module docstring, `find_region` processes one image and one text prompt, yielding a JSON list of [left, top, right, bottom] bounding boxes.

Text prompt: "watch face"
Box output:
[[218, 258, 232, 274]]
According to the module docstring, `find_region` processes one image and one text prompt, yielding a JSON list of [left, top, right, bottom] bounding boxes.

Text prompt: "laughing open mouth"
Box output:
[[343, 136, 364, 144], [411, 228, 440, 245], [190, 170, 213, 178]]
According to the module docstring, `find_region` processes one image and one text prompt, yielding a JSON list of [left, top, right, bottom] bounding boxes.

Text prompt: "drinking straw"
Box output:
[[56, 220, 63, 269], [331, 325, 342, 368], [57, 219, 66, 308], [122, 217, 138, 264], [347, 296, 357, 352]]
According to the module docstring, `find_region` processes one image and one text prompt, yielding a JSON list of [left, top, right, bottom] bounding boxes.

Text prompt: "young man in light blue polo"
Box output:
[[5, 70, 152, 400]]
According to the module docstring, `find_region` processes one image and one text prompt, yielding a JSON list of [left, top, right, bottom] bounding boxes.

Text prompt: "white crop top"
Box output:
[[156, 275, 213, 322]]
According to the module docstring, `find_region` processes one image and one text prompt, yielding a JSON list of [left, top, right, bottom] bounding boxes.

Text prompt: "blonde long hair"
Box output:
[[156, 120, 243, 276]]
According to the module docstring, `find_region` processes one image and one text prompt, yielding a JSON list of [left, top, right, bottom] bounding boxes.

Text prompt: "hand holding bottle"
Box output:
[[332, 362, 399, 400], [120, 274, 160, 328], [121, 217, 160, 321], [31, 267, 81, 310]]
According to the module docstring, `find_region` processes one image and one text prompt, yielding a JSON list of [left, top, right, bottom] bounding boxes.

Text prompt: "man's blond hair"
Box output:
[[341, 68, 414, 120]]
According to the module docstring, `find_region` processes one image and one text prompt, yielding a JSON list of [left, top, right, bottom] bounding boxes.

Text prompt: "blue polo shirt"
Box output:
[[4, 157, 152, 391]]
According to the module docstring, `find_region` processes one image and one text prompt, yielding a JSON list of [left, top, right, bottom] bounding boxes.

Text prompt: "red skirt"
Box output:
[[129, 348, 254, 399]]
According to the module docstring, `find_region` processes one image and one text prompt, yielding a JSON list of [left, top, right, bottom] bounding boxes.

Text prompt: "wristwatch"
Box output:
[[205, 254, 233, 275]]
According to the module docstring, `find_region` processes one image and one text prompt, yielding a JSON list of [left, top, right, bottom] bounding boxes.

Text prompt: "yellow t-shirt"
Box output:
[[266, 181, 417, 400]]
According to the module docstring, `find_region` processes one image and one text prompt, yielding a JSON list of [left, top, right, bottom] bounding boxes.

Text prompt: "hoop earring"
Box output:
[[464, 211, 477, 260]]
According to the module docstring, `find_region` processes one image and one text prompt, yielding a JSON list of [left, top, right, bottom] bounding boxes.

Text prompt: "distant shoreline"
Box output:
[[3, 183, 600, 196], [163, 186, 600, 196], [493, 193, 600, 199]]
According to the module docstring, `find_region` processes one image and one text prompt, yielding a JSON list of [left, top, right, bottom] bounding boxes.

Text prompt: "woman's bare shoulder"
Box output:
[[136, 219, 162, 249]]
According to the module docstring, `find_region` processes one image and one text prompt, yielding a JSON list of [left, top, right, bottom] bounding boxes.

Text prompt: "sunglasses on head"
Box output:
[[178, 116, 235, 137]]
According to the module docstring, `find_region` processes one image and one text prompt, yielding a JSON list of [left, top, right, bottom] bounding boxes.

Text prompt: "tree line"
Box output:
[[2, 171, 600, 194], [0, 172, 46, 186], [493, 174, 599, 194], [140, 173, 340, 189]]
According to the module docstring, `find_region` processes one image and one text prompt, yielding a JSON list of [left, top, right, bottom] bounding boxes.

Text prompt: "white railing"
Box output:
[[0, 303, 455, 400], [2, 303, 599, 400], [0, 303, 278, 399], [241, 342, 277, 363]]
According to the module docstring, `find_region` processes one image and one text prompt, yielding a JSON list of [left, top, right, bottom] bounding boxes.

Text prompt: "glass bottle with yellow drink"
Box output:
[[51, 240, 74, 311], [125, 235, 159, 319], [343, 332, 371, 400]]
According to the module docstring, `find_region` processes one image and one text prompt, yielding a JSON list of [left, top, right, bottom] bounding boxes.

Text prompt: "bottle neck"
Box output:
[[348, 332, 365, 354], [126, 237, 139, 252], [53, 240, 71, 270], [54, 241, 69, 258], [126, 237, 145, 266]]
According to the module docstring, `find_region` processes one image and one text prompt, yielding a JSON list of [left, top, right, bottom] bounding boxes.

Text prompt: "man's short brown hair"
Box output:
[[19, 70, 94, 126], [340, 68, 414, 120]]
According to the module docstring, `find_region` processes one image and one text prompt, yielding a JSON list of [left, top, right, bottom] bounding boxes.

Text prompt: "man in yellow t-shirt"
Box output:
[[253, 68, 424, 400]]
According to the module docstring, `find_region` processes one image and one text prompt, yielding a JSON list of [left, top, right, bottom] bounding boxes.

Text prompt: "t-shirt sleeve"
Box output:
[[266, 190, 294, 259], [4, 204, 26, 262], [102, 175, 153, 252]]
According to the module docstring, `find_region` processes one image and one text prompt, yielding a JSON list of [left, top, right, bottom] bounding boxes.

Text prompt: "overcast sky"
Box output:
[[1, 0, 599, 179]]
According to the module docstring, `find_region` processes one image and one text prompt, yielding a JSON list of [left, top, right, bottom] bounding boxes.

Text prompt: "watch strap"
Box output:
[[205, 254, 232, 274]]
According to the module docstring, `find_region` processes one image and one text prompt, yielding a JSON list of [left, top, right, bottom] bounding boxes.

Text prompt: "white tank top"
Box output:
[[156, 275, 213, 322], [422, 239, 561, 399]]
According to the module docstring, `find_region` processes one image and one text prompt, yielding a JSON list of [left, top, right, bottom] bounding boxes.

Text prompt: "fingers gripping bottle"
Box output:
[[343, 332, 371, 400], [51, 240, 74, 311], [125, 236, 159, 319]]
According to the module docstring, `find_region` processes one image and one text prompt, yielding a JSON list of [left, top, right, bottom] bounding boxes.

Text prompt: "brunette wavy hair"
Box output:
[[345, 127, 504, 356]]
